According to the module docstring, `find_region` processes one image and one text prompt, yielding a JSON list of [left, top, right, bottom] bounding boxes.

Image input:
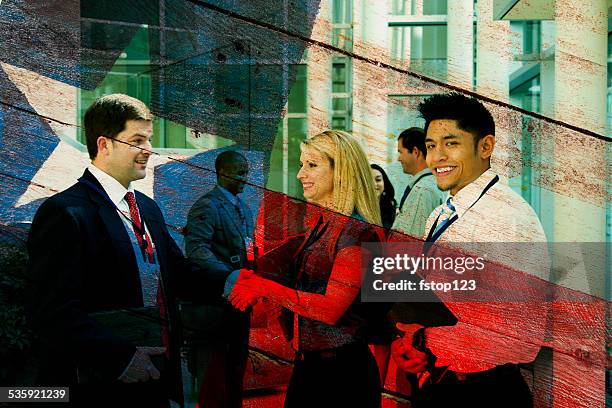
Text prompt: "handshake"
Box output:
[[228, 269, 271, 312], [391, 323, 429, 376]]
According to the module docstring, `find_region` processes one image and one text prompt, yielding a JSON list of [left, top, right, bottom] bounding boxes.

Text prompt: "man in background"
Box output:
[[184, 150, 254, 408], [393, 127, 445, 238]]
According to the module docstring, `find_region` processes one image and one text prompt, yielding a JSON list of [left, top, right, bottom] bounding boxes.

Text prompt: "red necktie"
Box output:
[[125, 192, 169, 354], [125, 192, 154, 263]]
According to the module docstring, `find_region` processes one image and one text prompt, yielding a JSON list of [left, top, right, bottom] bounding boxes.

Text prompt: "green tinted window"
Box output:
[[266, 65, 308, 197], [78, 26, 191, 149], [288, 65, 308, 114]]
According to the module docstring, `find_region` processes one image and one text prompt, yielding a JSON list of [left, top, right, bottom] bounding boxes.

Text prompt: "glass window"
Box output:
[[391, 0, 447, 15], [331, 117, 346, 129], [331, 57, 352, 131], [78, 25, 193, 149], [423, 0, 447, 15], [267, 124, 285, 194], [332, 63, 348, 93], [391, 0, 409, 15], [506, 21, 545, 119], [332, 97, 349, 111], [510, 76, 541, 113], [332, 0, 353, 52], [288, 65, 307, 114], [607, 31, 612, 131], [606, 32, 611, 246], [523, 21, 541, 55], [81, 0, 159, 25], [417, 26, 447, 60], [214, 65, 249, 116], [390, 26, 448, 80], [332, 0, 352, 24], [387, 95, 427, 138], [288, 118, 307, 199], [266, 65, 308, 197], [332, 27, 353, 52]]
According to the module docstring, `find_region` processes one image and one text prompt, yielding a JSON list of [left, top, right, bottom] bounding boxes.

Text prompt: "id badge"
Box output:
[[245, 237, 255, 262]]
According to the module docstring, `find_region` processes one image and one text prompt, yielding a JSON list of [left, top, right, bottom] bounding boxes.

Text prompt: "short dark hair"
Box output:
[[398, 127, 426, 157], [418, 92, 495, 145], [84, 94, 152, 160], [215, 150, 247, 175]]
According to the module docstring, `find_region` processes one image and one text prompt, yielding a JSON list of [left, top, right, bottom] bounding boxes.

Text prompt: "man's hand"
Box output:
[[391, 323, 428, 374], [235, 268, 255, 283], [228, 271, 269, 312], [118, 346, 166, 383], [391, 336, 428, 374], [229, 287, 260, 311]]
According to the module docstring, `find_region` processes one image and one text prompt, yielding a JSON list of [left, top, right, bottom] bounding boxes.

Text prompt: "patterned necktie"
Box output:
[[433, 197, 456, 236], [125, 192, 154, 263], [234, 199, 246, 236], [125, 192, 169, 356]]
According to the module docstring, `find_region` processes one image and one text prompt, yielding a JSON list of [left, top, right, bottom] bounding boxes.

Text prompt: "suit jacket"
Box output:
[[26, 169, 206, 404], [184, 185, 254, 301]]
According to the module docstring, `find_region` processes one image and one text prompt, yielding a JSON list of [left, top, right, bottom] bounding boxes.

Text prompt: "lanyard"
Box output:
[[78, 178, 170, 340], [413, 172, 433, 188], [78, 177, 151, 258], [400, 172, 433, 211], [425, 175, 499, 243]]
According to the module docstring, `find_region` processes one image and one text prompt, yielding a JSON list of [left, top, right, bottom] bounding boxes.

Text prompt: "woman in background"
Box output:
[[368, 164, 397, 383], [370, 164, 397, 230], [229, 130, 383, 407]]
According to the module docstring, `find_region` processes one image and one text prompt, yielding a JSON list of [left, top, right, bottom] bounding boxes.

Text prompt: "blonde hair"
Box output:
[[301, 130, 382, 226]]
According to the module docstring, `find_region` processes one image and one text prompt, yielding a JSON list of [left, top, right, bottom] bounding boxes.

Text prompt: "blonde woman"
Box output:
[[230, 130, 384, 407]]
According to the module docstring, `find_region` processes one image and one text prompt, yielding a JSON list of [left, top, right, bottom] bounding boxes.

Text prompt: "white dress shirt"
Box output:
[[88, 164, 137, 222], [87, 164, 159, 306], [423, 168, 546, 244], [393, 168, 445, 238], [421, 168, 549, 373]]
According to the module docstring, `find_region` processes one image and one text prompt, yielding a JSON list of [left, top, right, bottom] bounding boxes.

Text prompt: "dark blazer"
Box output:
[[184, 185, 254, 298], [26, 169, 205, 405], [182, 185, 255, 408]]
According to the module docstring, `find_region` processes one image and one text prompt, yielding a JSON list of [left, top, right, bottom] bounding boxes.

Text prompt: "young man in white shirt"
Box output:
[[391, 93, 548, 407]]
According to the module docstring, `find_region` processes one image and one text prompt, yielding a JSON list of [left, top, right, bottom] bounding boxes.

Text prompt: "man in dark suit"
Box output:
[[184, 150, 254, 408], [26, 94, 205, 407]]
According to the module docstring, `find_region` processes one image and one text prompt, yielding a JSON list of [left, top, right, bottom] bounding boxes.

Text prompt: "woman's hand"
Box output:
[[228, 270, 269, 311]]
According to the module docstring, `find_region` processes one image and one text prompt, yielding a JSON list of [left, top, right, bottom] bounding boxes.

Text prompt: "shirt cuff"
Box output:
[[223, 269, 242, 298]]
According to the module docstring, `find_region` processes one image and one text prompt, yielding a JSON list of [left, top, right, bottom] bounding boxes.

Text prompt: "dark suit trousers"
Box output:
[[186, 304, 250, 408], [284, 342, 381, 408], [69, 381, 170, 408], [33, 355, 171, 408], [411, 364, 533, 408]]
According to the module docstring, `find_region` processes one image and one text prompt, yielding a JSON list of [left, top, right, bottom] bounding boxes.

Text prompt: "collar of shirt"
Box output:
[[218, 185, 239, 207], [449, 168, 497, 219], [87, 164, 135, 210], [409, 167, 433, 189]]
